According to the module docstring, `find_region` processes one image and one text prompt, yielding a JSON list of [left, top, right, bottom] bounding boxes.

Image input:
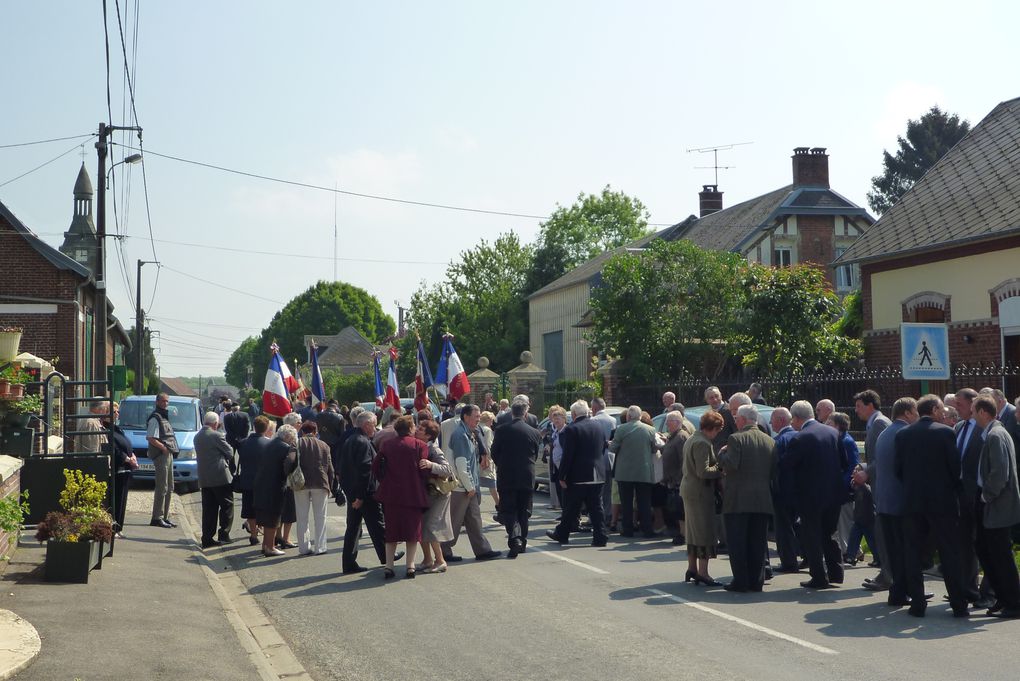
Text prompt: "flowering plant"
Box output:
[[35, 470, 113, 543]]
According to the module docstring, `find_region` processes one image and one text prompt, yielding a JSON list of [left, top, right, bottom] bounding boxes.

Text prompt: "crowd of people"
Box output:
[[138, 381, 1020, 619]]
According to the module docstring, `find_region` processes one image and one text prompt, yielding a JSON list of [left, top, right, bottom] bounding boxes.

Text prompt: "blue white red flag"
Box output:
[[414, 339, 434, 412], [384, 346, 401, 410], [309, 343, 325, 409], [435, 335, 470, 401], [373, 352, 385, 407], [262, 343, 293, 418]]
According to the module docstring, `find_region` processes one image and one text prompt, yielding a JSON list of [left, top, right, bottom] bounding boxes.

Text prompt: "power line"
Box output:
[[0, 142, 88, 189], [0, 134, 95, 150], [159, 265, 286, 305], [149, 317, 244, 343], [144, 235, 447, 265], [148, 316, 263, 331], [156, 336, 236, 353]]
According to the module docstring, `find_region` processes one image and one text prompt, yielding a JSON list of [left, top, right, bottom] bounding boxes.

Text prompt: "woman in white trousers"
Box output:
[[294, 421, 335, 555]]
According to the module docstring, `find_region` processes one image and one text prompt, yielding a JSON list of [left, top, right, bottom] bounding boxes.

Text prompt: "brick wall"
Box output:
[[0, 463, 23, 559], [796, 214, 837, 287], [864, 321, 1001, 368]]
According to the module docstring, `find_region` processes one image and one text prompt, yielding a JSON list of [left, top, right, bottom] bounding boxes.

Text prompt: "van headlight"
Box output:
[[177, 448, 196, 460]]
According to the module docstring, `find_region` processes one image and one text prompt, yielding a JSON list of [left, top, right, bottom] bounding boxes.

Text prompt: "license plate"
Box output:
[[138, 463, 155, 472]]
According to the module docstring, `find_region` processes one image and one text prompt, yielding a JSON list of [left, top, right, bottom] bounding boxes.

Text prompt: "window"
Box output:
[[774, 247, 792, 268], [835, 247, 856, 289], [542, 331, 564, 385], [75, 248, 89, 263]]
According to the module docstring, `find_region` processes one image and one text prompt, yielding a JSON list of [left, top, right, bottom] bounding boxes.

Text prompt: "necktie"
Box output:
[[957, 420, 970, 453]]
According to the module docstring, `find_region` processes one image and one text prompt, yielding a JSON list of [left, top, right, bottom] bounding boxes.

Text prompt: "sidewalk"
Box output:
[[1, 505, 266, 680]]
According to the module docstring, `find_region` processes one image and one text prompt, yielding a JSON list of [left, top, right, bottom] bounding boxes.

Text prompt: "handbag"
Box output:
[[427, 476, 458, 498], [333, 485, 347, 507], [286, 448, 306, 490]]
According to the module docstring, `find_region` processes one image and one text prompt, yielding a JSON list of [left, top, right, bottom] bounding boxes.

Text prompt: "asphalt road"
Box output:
[[178, 489, 1020, 681]]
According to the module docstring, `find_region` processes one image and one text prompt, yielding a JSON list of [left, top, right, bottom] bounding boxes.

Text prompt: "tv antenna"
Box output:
[[686, 141, 753, 185]]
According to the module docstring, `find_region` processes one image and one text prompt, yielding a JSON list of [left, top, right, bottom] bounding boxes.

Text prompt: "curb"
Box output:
[[175, 494, 313, 681], [0, 609, 41, 680]]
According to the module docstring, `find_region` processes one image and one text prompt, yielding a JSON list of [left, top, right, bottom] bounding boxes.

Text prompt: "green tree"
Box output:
[[124, 325, 158, 392], [224, 336, 260, 390], [736, 264, 862, 384], [588, 240, 747, 381], [527, 186, 651, 293], [224, 281, 394, 392], [398, 232, 534, 385], [867, 106, 970, 214]]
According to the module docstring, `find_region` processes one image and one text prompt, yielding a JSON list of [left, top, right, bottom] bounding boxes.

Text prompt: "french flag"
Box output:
[[414, 339, 434, 412], [384, 346, 401, 410], [309, 342, 326, 410], [262, 344, 293, 418], [435, 335, 470, 401], [277, 351, 301, 394], [373, 352, 385, 408]]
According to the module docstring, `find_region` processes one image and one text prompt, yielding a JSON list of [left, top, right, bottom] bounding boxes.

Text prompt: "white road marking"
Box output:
[[528, 545, 611, 575], [645, 588, 839, 655]]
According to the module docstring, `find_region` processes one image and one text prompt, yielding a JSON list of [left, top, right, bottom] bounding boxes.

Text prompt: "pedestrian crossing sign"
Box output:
[[900, 323, 950, 380]]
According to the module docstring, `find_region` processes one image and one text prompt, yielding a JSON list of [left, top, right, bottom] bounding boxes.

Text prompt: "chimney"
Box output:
[[792, 147, 829, 188], [698, 184, 723, 217]]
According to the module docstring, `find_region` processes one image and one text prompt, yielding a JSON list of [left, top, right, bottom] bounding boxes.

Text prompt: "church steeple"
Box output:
[[59, 163, 97, 273]]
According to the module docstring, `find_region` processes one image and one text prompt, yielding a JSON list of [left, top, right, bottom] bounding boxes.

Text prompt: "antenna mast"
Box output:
[[686, 141, 754, 185]]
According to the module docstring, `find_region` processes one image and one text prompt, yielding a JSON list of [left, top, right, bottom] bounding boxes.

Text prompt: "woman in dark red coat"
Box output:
[[372, 415, 430, 579]]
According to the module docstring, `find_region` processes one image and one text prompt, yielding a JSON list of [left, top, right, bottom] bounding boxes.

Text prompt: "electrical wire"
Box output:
[[158, 265, 286, 305], [145, 235, 447, 265], [148, 318, 244, 343], [0, 134, 95, 150], [156, 336, 236, 353], [148, 316, 263, 332], [0, 142, 89, 189]]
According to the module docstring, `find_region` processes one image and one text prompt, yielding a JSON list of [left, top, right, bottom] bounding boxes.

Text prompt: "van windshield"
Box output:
[[119, 400, 200, 432]]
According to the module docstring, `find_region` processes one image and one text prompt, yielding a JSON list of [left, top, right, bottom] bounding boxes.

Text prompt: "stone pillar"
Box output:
[[507, 351, 547, 414], [466, 357, 500, 407], [597, 359, 627, 406]]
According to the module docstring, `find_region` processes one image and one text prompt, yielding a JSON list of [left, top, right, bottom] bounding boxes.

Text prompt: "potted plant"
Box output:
[[35, 469, 112, 583], [6, 393, 43, 428], [0, 491, 30, 558], [0, 326, 22, 363], [3, 367, 28, 399]]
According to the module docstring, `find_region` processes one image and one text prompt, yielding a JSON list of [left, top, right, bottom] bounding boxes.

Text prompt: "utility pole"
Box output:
[[135, 259, 158, 393], [95, 121, 142, 388]]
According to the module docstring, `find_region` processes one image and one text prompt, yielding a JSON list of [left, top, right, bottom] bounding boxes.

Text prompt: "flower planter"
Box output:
[[44, 540, 103, 583], [0, 380, 9, 395], [7, 384, 23, 399], [0, 330, 21, 362]]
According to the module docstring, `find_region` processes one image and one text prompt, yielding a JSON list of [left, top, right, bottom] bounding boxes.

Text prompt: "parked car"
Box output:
[[534, 405, 627, 489], [118, 395, 203, 492], [651, 404, 776, 433], [358, 398, 441, 420]]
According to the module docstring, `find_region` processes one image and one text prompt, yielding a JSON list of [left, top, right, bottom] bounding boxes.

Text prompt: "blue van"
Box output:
[[118, 395, 203, 492]]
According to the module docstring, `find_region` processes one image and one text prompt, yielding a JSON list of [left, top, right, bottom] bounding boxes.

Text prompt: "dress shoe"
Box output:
[[590, 539, 607, 547], [695, 575, 722, 587], [507, 543, 523, 559], [862, 579, 890, 592], [248, 536, 260, 546], [217, 534, 234, 544], [990, 607, 1020, 618], [262, 548, 285, 557], [201, 539, 223, 548], [443, 554, 464, 562], [724, 583, 748, 593], [888, 597, 911, 607], [972, 597, 996, 610], [545, 530, 567, 545], [685, 569, 697, 583], [800, 579, 834, 589], [952, 608, 971, 618], [986, 600, 1004, 615], [829, 576, 844, 585], [342, 565, 368, 575], [763, 567, 773, 581], [773, 564, 801, 574], [907, 606, 926, 618], [164, 518, 178, 528], [394, 551, 405, 562], [150, 518, 173, 528], [475, 550, 502, 561]]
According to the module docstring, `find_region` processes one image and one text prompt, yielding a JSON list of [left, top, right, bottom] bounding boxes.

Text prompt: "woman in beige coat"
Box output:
[[680, 410, 725, 586]]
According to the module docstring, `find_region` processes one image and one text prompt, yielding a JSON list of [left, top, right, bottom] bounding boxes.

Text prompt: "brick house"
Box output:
[[837, 96, 1020, 396], [0, 164, 131, 381], [529, 147, 874, 382]]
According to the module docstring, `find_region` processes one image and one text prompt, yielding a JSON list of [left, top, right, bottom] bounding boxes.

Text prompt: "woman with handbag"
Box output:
[[415, 419, 455, 574], [294, 421, 335, 555], [679, 410, 725, 586], [106, 401, 138, 538], [372, 415, 431, 579], [254, 424, 298, 557]]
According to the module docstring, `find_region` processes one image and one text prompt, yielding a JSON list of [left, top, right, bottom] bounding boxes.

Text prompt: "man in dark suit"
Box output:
[[719, 404, 776, 592], [547, 400, 608, 547], [338, 410, 389, 574], [222, 403, 251, 456], [316, 400, 345, 475], [770, 408, 800, 572], [491, 401, 543, 557], [982, 387, 1019, 451], [895, 394, 969, 617], [954, 388, 989, 605], [705, 386, 736, 450], [973, 395, 1020, 617], [783, 400, 846, 589], [855, 389, 893, 591]]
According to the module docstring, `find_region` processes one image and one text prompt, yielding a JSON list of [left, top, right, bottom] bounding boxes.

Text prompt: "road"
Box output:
[[176, 488, 1019, 681]]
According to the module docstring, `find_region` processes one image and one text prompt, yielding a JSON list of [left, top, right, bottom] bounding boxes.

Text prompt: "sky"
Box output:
[[3, 0, 1018, 380]]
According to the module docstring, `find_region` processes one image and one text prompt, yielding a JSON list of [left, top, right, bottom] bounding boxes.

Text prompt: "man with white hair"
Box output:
[[815, 399, 835, 426], [719, 403, 776, 592], [661, 391, 676, 414], [194, 411, 236, 548], [548, 400, 609, 546], [770, 407, 801, 572], [785, 400, 846, 589], [981, 387, 1019, 452], [591, 397, 617, 521], [339, 411, 390, 573], [705, 386, 736, 449], [497, 394, 538, 427], [77, 398, 109, 454], [729, 392, 770, 435], [609, 405, 660, 538]]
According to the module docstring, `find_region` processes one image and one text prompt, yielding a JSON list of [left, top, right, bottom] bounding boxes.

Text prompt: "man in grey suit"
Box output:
[[194, 411, 235, 548], [855, 390, 892, 591], [719, 404, 776, 592], [972, 396, 1020, 617]]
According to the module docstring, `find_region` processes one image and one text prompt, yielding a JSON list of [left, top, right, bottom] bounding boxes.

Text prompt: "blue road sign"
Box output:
[[901, 323, 950, 380]]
